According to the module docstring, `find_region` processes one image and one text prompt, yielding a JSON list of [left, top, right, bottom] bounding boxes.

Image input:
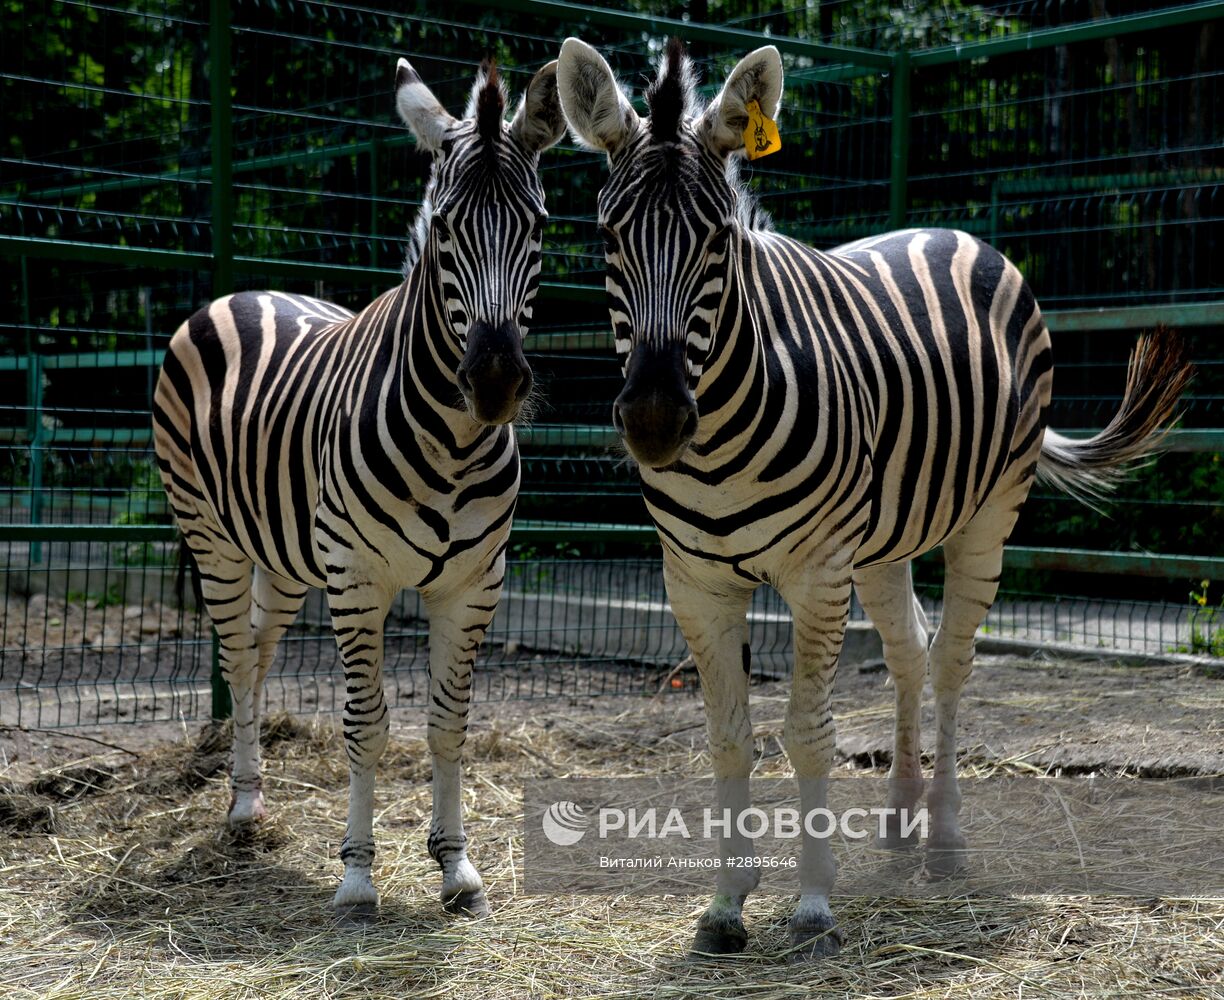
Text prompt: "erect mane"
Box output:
[[645, 37, 697, 144], [725, 155, 774, 232], [402, 166, 435, 278], [465, 58, 507, 153]]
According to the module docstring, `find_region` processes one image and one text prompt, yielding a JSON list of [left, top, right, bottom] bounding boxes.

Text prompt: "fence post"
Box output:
[[27, 357, 44, 564], [208, 0, 233, 722], [889, 47, 911, 230], [369, 136, 380, 271], [22, 256, 44, 562], [210, 0, 233, 299]]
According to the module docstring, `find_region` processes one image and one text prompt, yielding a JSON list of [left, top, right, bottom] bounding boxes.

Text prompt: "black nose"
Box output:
[[514, 368, 532, 401], [614, 342, 698, 468], [460, 321, 532, 425]]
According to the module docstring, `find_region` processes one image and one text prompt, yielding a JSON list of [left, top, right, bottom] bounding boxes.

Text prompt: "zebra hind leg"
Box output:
[[186, 535, 265, 827], [237, 566, 309, 821], [327, 578, 392, 919], [852, 562, 928, 849], [925, 508, 1012, 878]]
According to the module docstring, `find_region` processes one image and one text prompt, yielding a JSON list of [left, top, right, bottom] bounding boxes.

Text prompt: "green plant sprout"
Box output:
[[1187, 580, 1224, 657]]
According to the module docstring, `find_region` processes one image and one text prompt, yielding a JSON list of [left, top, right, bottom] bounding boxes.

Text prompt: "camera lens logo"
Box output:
[[541, 801, 589, 846]]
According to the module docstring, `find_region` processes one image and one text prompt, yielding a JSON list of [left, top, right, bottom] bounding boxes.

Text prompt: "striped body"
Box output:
[[153, 56, 565, 918], [559, 37, 1189, 958], [640, 226, 1051, 581], [156, 285, 518, 595]]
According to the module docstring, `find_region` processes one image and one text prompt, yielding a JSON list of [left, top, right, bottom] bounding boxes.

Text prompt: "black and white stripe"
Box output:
[[153, 56, 564, 917], [559, 37, 1190, 958]]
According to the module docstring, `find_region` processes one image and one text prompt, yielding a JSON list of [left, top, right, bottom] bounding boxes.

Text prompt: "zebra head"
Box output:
[[396, 57, 566, 425], [557, 37, 782, 468]]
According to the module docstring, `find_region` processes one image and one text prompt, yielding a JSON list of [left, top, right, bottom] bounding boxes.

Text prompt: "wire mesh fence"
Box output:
[[4, 534, 1219, 730], [2, 0, 1221, 728]]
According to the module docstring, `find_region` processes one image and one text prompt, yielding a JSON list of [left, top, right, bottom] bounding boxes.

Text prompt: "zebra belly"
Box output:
[[850, 408, 1028, 569]]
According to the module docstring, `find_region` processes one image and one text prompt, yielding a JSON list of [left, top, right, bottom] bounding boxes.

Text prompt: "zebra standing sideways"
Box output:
[[557, 38, 1191, 958], [153, 57, 565, 918]]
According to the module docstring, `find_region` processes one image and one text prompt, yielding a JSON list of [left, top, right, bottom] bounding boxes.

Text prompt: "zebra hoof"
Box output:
[[334, 870, 379, 921], [925, 845, 969, 880], [876, 826, 920, 851], [227, 790, 268, 827], [786, 917, 842, 961], [690, 919, 748, 957], [443, 888, 490, 918], [335, 901, 379, 926]]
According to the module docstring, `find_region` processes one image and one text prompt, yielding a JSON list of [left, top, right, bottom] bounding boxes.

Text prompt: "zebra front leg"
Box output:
[[422, 588, 497, 918], [327, 578, 393, 917], [780, 567, 856, 960], [664, 564, 756, 956], [925, 512, 1010, 878], [853, 562, 928, 849]]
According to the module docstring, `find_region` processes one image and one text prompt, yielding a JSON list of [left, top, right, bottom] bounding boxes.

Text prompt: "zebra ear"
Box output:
[[510, 60, 566, 154], [395, 57, 458, 153], [698, 46, 783, 159], [557, 37, 640, 156]]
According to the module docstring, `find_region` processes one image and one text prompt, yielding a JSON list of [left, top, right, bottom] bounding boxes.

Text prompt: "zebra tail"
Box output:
[[1036, 326, 1193, 507], [175, 535, 203, 610]]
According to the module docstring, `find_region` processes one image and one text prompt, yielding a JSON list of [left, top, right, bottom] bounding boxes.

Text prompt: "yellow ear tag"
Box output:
[[742, 99, 781, 160]]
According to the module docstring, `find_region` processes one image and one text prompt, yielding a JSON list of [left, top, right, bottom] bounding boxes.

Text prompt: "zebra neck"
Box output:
[[687, 229, 769, 461]]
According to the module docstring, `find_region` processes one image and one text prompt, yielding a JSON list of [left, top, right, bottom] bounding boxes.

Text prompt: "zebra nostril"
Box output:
[[612, 402, 625, 434], [680, 408, 698, 441], [514, 371, 532, 401], [457, 367, 473, 393]]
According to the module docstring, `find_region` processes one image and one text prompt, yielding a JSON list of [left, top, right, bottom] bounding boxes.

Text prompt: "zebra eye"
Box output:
[[531, 217, 544, 243], [707, 226, 731, 257]]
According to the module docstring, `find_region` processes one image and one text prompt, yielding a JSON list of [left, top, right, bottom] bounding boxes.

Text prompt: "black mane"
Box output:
[[475, 58, 504, 150], [646, 37, 691, 145]]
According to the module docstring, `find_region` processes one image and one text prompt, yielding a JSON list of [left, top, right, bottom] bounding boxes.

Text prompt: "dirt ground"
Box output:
[[1, 654, 1221, 998]]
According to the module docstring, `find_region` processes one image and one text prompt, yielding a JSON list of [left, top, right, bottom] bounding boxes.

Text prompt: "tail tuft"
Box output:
[[1037, 326, 1193, 507]]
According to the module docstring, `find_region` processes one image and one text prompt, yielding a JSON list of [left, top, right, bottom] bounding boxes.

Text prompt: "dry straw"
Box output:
[[1, 696, 1220, 999]]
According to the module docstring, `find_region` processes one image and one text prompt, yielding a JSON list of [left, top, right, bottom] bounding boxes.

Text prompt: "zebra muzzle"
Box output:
[[457, 320, 533, 425], [613, 341, 699, 468]]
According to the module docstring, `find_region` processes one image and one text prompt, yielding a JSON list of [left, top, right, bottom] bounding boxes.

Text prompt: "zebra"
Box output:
[[152, 56, 565, 919], [557, 37, 1191, 958]]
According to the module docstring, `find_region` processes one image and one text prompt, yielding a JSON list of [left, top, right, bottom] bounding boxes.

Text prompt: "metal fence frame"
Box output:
[[3, 0, 1223, 724]]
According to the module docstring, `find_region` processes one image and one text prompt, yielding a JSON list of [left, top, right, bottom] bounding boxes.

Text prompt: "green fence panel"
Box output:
[[1, 1, 1221, 727]]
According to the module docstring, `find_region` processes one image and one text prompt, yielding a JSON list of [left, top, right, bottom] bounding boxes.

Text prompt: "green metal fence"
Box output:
[[2, 0, 1222, 728]]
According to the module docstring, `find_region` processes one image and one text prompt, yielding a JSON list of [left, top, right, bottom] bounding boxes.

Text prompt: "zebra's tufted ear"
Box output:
[[395, 57, 458, 153], [698, 46, 783, 159], [510, 60, 566, 154], [556, 37, 640, 156]]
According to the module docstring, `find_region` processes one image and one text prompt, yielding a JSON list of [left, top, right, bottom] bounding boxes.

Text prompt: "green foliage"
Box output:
[[509, 540, 584, 589], [1186, 580, 1224, 657], [112, 459, 167, 526], [67, 583, 125, 608], [2, 0, 1219, 598]]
